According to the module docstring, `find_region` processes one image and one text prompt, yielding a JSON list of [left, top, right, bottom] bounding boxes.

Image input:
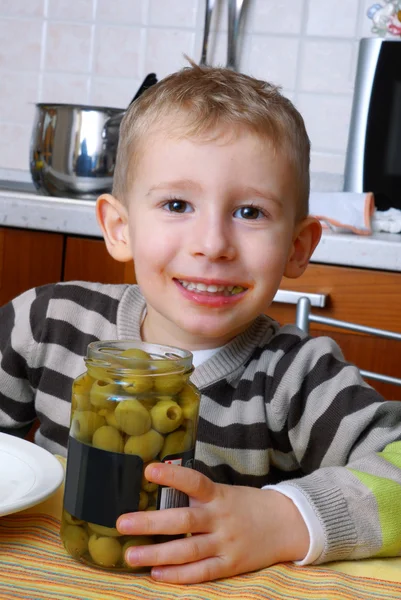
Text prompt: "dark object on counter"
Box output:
[[344, 38, 401, 211], [30, 73, 158, 199], [131, 72, 158, 103]]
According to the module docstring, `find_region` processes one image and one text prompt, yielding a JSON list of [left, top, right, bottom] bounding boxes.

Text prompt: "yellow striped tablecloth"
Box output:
[[1, 458, 401, 600]]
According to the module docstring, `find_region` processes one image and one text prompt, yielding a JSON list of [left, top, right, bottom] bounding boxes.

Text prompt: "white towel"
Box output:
[[372, 208, 401, 234], [309, 192, 374, 235]]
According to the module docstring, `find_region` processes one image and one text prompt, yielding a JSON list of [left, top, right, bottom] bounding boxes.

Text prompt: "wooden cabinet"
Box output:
[[268, 264, 401, 400], [0, 227, 64, 306], [63, 236, 136, 284]]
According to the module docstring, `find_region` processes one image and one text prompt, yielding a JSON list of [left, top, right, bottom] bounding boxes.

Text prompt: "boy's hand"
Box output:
[[116, 463, 309, 584]]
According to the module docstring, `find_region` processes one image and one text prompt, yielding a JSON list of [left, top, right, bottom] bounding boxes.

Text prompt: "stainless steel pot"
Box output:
[[30, 103, 124, 199]]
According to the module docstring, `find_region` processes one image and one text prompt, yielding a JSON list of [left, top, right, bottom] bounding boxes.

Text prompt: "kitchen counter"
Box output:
[[0, 185, 400, 272]]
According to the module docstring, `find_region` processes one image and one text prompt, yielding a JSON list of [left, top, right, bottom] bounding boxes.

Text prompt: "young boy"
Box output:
[[1, 64, 401, 585]]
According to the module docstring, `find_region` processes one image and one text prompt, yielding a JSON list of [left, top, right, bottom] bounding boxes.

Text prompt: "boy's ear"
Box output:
[[96, 194, 133, 263], [284, 216, 322, 279]]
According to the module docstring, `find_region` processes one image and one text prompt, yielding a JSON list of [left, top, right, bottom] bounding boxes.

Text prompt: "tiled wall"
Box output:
[[0, 0, 376, 190]]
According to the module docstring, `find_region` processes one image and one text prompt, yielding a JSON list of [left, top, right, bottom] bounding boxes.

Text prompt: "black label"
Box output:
[[157, 448, 195, 510], [63, 436, 143, 528]]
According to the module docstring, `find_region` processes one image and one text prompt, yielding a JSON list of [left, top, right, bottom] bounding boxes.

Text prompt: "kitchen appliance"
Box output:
[[30, 74, 158, 199], [30, 104, 122, 199], [344, 38, 401, 210]]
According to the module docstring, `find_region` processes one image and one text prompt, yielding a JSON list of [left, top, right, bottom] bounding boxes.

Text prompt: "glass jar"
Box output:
[[60, 340, 200, 571]]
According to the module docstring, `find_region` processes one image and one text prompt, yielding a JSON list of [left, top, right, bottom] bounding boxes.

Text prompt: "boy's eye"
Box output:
[[233, 206, 264, 220], [163, 199, 192, 213]]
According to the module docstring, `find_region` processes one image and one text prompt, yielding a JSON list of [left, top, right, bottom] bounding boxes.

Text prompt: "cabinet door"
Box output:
[[0, 227, 64, 306], [268, 264, 401, 400], [63, 236, 136, 284]]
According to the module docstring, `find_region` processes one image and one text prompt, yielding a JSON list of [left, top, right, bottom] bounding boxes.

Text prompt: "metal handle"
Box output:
[[227, 0, 247, 70], [200, 0, 216, 65], [273, 290, 327, 308]]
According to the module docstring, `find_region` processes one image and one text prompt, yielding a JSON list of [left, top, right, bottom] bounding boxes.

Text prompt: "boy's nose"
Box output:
[[189, 215, 236, 261]]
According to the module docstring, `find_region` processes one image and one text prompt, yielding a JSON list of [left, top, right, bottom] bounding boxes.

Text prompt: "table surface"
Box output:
[[2, 458, 401, 600]]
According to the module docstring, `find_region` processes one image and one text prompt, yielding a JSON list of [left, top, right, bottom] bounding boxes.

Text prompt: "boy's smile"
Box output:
[[174, 277, 247, 307], [99, 124, 320, 351]]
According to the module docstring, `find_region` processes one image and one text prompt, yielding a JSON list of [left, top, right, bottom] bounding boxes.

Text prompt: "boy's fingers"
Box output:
[[151, 557, 229, 585], [124, 533, 215, 568], [117, 505, 207, 536], [145, 463, 216, 502]]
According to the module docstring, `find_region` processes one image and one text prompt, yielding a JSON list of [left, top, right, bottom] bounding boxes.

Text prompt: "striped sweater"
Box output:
[[1, 281, 401, 565]]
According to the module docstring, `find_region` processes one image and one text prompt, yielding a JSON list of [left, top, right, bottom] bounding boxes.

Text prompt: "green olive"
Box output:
[[73, 392, 92, 411], [88, 523, 121, 537], [141, 461, 160, 492], [98, 408, 119, 429], [71, 411, 106, 443], [88, 534, 121, 567], [87, 365, 115, 383], [114, 399, 151, 436], [90, 380, 119, 409], [153, 373, 185, 395], [122, 536, 154, 568], [147, 490, 158, 507], [73, 372, 95, 393], [160, 428, 192, 459], [92, 425, 124, 453], [63, 510, 84, 525], [123, 370, 154, 394], [118, 348, 152, 368], [72, 373, 95, 411], [124, 429, 164, 462], [62, 525, 89, 557], [150, 399, 183, 434], [138, 396, 158, 411], [138, 490, 149, 511], [177, 383, 200, 421]]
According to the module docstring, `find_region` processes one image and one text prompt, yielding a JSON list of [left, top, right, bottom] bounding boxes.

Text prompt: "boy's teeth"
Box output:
[[179, 280, 244, 295]]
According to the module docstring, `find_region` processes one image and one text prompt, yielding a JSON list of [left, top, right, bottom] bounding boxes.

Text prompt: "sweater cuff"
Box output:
[[285, 477, 358, 563], [262, 483, 324, 564]]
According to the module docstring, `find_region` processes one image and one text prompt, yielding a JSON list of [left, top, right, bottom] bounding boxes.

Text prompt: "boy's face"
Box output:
[[99, 126, 320, 350]]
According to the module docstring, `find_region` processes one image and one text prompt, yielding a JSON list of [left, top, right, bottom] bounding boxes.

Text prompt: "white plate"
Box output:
[[0, 432, 64, 517]]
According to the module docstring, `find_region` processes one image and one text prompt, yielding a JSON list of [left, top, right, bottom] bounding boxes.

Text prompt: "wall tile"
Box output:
[[149, 0, 197, 28], [0, 70, 38, 123], [40, 73, 89, 104], [93, 25, 142, 78], [297, 92, 353, 152], [96, 0, 145, 25], [306, 0, 359, 37], [45, 22, 93, 73], [0, 0, 44, 17], [300, 40, 356, 93], [310, 151, 346, 175], [0, 18, 42, 70], [250, 0, 304, 34], [0, 123, 31, 170], [90, 76, 141, 109], [47, 0, 94, 21], [144, 28, 195, 78], [248, 36, 299, 89]]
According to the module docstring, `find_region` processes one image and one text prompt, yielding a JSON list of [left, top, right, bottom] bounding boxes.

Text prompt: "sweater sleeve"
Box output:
[[0, 285, 54, 430], [270, 330, 401, 564]]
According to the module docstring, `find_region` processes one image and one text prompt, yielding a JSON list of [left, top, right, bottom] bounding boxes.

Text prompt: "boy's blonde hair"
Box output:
[[113, 63, 310, 219]]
